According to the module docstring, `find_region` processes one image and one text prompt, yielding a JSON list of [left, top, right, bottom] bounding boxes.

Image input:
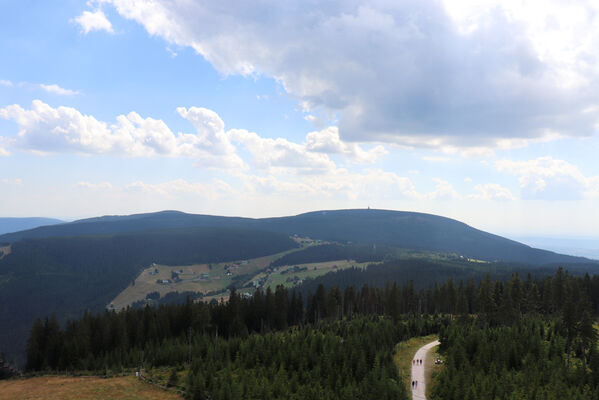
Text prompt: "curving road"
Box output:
[[410, 340, 440, 400]]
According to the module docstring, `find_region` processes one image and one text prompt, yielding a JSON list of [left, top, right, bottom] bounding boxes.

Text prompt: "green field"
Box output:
[[109, 237, 321, 309], [254, 259, 372, 289]]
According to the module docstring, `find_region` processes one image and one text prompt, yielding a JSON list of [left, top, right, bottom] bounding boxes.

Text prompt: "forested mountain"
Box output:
[[1, 209, 594, 265], [0, 217, 63, 235], [2, 208, 598, 374], [0, 227, 296, 366]]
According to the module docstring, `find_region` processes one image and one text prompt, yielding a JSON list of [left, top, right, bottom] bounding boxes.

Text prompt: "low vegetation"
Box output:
[[0, 375, 182, 400]]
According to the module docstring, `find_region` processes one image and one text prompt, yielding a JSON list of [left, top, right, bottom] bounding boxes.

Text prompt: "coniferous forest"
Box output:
[[21, 267, 599, 399]]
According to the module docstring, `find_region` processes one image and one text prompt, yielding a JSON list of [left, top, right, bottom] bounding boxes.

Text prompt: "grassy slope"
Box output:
[[258, 260, 372, 289], [110, 237, 320, 309], [393, 334, 439, 393], [110, 251, 287, 309], [0, 376, 182, 400]]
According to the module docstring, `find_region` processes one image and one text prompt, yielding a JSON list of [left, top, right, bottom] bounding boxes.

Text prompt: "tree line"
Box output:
[[24, 267, 599, 399]]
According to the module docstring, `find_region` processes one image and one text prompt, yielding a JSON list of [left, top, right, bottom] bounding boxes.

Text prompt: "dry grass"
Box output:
[[393, 334, 438, 392], [0, 375, 182, 400]]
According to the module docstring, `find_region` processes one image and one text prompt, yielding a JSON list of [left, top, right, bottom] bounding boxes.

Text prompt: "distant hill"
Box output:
[[1, 209, 594, 266], [0, 217, 63, 236]]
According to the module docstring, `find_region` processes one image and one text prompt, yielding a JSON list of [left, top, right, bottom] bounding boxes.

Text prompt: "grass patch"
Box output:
[[0, 245, 10, 260], [393, 334, 438, 392], [109, 246, 307, 310], [427, 343, 444, 398], [258, 260, 373, 289], [0, 375, 183, 400]]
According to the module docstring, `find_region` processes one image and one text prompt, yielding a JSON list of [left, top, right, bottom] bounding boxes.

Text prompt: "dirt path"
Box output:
[[410, 340, 440, 400]]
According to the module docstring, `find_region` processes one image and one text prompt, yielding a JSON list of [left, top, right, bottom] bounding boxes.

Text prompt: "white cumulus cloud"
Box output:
[[73, 9, 114, 34], [427, 178, 461, 200], [93, 0, 599, 151], [229, 129, 336, 174], [468, 183, 516, 201], [306, 127, 387, 163], [0, 100, 244, 168], [496, 156, 599, 200]]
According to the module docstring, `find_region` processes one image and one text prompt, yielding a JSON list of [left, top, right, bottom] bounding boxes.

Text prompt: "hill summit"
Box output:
[[0, 208, 591, 266]]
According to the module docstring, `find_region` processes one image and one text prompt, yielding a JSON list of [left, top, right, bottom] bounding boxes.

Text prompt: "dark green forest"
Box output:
[[22, 267, 599, 399], [0, 227, 296, 365]]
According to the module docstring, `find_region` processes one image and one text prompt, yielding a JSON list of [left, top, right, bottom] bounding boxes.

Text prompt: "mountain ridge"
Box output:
[[0, 208, 594, 266], [0, 217, 64, 236]]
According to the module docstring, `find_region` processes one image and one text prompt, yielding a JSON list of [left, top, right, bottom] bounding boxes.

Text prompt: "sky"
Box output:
[[1, 0, 599, 238]]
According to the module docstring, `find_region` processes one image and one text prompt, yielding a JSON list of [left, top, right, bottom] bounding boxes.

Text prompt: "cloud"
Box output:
[[77, 181, 113, 190], [306, 127, 386, 163], [0, 137, 12, 156], [0, 178, 22, 186], [427, 178, 461, 200], [228, 125, 387, 175], [236, 168, 420, 201], [39, 84, 79, 96], [72, 9, 114, 34], [496, 156, 599, 200], [126, 178, 237, 199], [0, 80, 12, 87], [468, 183, 516, 201], [0, 100, 243, 168], [77, 178, 237, 200], [0, 101, 377, 172], [229, 129, 336, 174], [97, 0, 599, 150]]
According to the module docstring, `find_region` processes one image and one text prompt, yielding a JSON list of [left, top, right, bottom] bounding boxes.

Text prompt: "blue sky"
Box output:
[[1, 0, 599, 239]]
